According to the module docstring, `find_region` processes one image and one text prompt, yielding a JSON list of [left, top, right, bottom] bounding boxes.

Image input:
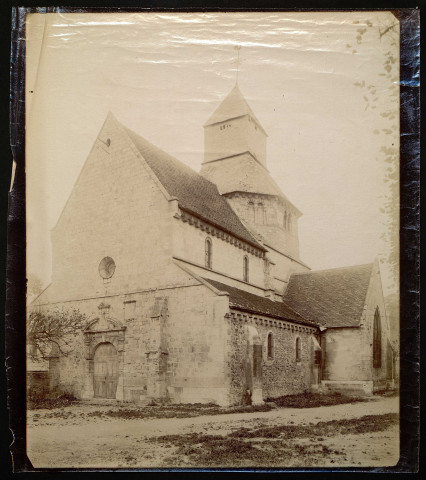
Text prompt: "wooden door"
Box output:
[[93, 343, 118, 399]]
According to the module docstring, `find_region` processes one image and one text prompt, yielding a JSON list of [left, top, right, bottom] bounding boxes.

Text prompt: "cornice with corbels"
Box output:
[[179, 209, 265, 258], [226, 310, 318, 334]]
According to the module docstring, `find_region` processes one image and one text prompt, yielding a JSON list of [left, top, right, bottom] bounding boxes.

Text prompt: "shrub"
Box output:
[[28, 391, 77, 410]]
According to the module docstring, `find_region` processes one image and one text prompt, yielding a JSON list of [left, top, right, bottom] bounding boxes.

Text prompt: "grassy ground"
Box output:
[[27, 395, 399, 468], [154, 413, 398, 467], [266, 392, 367, 408], [28, 392, 367, 418]]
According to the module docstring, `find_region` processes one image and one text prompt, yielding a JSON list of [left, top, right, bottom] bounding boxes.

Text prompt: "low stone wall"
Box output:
[[27, 371, 49, 397]]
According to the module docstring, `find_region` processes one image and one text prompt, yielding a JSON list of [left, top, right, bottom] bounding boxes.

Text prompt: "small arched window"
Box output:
[[283, 211, 288, 229], [256, 203, 265, 225], [373, 307, 382, 368], [243, 255, 249, 282], [248, 201, 255, 223], [267, 332, 274, 359], [205, 237, 212, 269], [287, 213, 292, 231], [295, 337, 302, 362]]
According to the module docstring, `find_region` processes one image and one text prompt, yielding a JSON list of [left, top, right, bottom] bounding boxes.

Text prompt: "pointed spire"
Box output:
[[203, 84, 267, 135]]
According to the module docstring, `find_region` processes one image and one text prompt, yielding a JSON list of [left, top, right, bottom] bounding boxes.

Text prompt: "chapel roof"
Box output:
[[202, 278, 318, 327], [204, 84, 267, 134], [283, 263, 374, 328], [123, 125, 265, 250]]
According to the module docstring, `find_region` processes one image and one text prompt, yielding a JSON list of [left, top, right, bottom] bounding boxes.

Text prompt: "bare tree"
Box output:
[[27, 308, 88, 360]]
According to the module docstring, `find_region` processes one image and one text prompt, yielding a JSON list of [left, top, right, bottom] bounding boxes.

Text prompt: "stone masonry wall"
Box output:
[[362, 262, 394, 389], [266, 248, 310, 296], [31, 264, 231, 405], [226, 192, 300, 259], [164, 284, 230, 405], [226, 312, 317, 405], [322, 262, 393, 389], [47, 113, 174, 304], [322, 328, 364, 382], [172, 216, 265, 289]]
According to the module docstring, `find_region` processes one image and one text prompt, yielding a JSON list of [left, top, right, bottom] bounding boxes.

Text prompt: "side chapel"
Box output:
[[31, 84, 395, 405]]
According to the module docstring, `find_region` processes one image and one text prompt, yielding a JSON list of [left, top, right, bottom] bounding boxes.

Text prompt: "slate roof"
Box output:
[[204, 84, 267, 134], [124, 126, 265, 250], [283, 264, 374, 328], [202, 278, 318, 327]]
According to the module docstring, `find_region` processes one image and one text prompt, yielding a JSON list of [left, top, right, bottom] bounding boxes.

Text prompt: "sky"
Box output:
[[25, 11, 399, 296]]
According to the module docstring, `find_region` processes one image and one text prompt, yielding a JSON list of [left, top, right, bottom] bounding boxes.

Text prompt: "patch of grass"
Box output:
[[28, 392, 77, 410], [228, 413, 398, 440], [156, 433, 279, 466], [83, 402, 273, 421], [265, 392, 366, 408], [155, 413, 398, 467], [42, 409, 77, 420], [85, 403, 221, 420]]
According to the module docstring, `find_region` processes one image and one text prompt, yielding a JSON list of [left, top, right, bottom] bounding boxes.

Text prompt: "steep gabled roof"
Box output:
[[204, 84, 267, 134], [123, 125, 265, 250], [283, 263, 374, 328], [202, 278, 318, 327]]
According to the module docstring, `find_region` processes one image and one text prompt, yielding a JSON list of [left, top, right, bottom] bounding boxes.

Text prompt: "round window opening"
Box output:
[[99, 257, 116, 279]]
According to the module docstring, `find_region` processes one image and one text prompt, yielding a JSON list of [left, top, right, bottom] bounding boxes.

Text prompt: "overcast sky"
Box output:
[[26, 11, 399, 295]]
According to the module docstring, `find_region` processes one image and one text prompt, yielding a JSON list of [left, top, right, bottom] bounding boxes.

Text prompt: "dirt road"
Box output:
[[27, 395, 399, 469]]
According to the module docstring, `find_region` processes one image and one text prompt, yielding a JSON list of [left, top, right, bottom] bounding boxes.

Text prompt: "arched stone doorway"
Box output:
[[93, 342, 119, 398], [81, 303, 126, 401]]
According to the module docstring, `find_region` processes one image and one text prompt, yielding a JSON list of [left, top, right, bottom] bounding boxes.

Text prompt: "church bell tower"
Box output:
[[203, 84, 268, 167], [200, 83, 303, 264]]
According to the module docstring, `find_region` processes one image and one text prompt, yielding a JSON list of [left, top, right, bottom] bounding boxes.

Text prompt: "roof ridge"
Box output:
[[290, 263, 374, 276]]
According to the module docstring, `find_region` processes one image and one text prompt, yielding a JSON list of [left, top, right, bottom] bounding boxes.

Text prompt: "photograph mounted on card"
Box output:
[[19, 9, 412, 470]]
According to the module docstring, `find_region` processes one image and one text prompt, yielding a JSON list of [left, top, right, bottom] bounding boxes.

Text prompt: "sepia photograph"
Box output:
[[22, 10, 403, 469]]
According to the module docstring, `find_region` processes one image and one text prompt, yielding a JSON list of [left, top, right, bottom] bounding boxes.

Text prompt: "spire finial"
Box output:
[[233, 45, 242, 85]]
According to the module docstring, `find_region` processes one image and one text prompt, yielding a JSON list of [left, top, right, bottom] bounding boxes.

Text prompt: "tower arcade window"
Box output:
[[243, 255, 249, 282], [283, 211, 288, 229], [267, 332, 274, 359], [295, 337, 302, 362], [373, 307, 382, 368], [205, 237, 212, 269], [248, 201, 255, 223], [256, 203, 265, 225]]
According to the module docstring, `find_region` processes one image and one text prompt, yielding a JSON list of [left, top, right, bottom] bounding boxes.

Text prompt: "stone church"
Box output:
[[30, 84, 395, 406]]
